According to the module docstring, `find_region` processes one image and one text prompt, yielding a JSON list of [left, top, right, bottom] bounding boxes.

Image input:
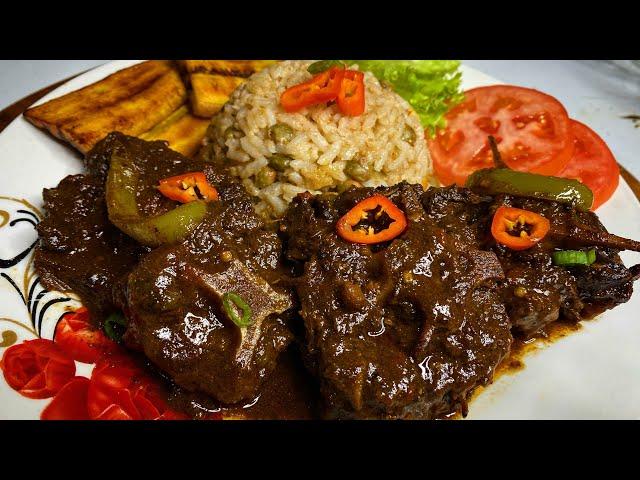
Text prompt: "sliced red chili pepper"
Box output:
[[337, 70, 365, 116], [491, 206, 550, 251], [280, 66, 345, 113], [336, 194, 407, 244], [157, 172, 219, 204]]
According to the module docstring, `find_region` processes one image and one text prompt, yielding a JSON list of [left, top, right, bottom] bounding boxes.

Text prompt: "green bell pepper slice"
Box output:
[[106, 153, 209, 247]]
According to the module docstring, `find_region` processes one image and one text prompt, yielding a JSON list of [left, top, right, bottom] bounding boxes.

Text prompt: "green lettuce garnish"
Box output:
[[346, 60, 463, 136]]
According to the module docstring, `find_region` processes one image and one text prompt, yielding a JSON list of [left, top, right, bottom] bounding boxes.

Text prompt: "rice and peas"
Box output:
[[202, 60, 434, 219]]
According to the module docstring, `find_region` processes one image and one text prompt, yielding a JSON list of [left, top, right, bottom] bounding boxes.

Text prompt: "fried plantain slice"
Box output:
[[24, 61, 187, 154], [179, 60, 277, 78], [58, 68, 186, 153], [140, 105, 209, 157], [189, 73, 245, 118], [24, 61, 174, 138]]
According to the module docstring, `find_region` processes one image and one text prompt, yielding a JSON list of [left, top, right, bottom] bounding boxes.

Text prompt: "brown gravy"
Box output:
[[166, 319, 585, 420], [497, 319, 582, 378], [166, 346, 319, 420], [226, 348, 319, 420]]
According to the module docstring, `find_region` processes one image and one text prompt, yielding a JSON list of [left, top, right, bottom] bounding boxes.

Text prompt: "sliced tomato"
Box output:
[[87, 353, 188, 420], [428, 85, 574, 185], [54, 307, 115, 364], [94, 404, 135, 420], [1, 339, 76, 399], [41, 376, 90, 420], [87, 354, 139, 419], [557, 119, 620, 210]]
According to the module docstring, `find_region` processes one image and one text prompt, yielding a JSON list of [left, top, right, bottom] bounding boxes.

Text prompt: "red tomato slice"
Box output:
[[87, 354, 139, 419], [95, 404, 135, 420], [54, 307, 115, 364], [87, 353, 187, 420], [41, 376, 90, 420], [428, 85, 574, 185], [1, 339, 76, 399], [557, 119, 620, 210]]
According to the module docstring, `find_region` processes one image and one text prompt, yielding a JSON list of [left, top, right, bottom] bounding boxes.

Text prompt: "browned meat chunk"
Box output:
[[281, 183, 512, 419], [122, 239, 293, 404], [37, 133, 295, 407], [495, 247, 583, 336], [118, 152, 295, 405], [35, 174, 146, 319], [423, 185, 638, 338]]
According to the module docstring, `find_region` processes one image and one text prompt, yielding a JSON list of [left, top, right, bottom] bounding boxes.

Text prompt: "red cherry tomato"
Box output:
[[429, 85, 574, 185], [557, 119, 620, 210], [41, 377, 90, 420], [1, 339, 76, 399], [54, 307, 116, 364]]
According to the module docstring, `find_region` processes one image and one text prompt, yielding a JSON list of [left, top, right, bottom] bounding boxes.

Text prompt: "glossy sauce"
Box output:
[[166, 318, 585, 420], [497, 319, 582, 377], [226, 348, 319, 419], [166, 346, 319, 420]]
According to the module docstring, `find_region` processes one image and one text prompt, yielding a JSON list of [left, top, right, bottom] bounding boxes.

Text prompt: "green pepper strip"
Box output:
[[106, 153, 209, 247], [222, 292, 253, 328], [307, 60, 345, 74], [552, 249, 597, 266], [465, 168, 594, 212], [104, 312, 127, 342]]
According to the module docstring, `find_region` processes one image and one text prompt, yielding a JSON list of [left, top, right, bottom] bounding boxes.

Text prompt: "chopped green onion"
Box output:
[[552, 249, 597, 267], [222, 292, 253, 328], [307, 60, 345, 74], [104, 312, 127, 342]]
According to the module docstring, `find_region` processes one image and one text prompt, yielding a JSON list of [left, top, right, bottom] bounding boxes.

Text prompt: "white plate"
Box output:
[[0, 61, 639, 420]]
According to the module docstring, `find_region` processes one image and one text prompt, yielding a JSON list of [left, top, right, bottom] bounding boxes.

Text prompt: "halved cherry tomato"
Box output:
[[41, 377, 90, 420], [336, 194, 407, 244], [87, 354, 188, 420], [54, 307, 115, 364], [1, 339, 75, 399], [338, 70, 365, 116], [491, 206, 550, 251], [557, 119, 620, 210], [280, 67, 345, 112], [157, 172, 219, 204], [428, 85, 574, 186]]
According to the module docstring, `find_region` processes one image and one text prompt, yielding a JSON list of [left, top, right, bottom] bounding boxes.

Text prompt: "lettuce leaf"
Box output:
[[346, 60, 463, 136]]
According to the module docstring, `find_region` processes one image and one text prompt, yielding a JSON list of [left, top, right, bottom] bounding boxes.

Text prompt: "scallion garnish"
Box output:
[[222, 292, 253, 328], [552, 249, 597, 267]]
